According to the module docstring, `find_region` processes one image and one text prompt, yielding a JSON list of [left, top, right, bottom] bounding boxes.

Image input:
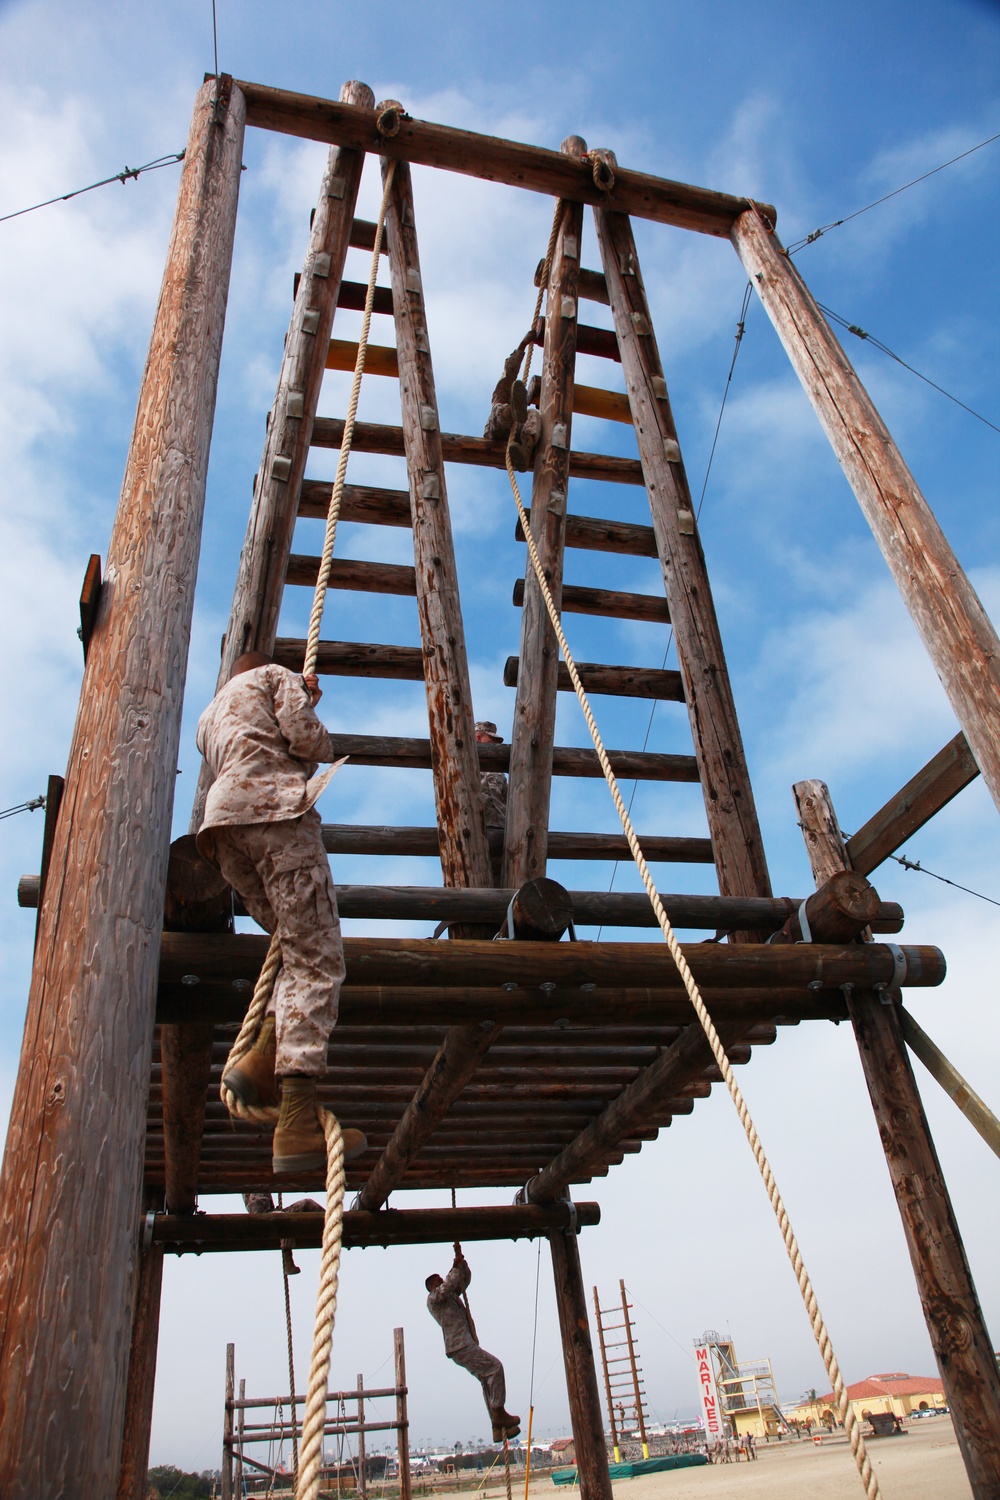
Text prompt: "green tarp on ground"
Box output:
[[552, 1455, 709, 1483]]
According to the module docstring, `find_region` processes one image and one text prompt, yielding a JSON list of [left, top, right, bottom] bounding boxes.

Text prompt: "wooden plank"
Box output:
[[285, 555, 416, 595], [504, 655, 684, 700], [152, 1202, 601, 1252], [596, 208, 771, 911], [326, 337, 399, 376], [191, 78, 374, 830], [505, 141, 585, 886], [513, 578, 669, 624], [733, 209, 1000, 821], [901, 1007, 1000, 1161], [34, 773, 64, 946], [79, 553, 102, 662], [573, 384, 633, 424], [311, 417, 644, 484], [549, 1227, 614, 1500], [157, 931, 946, 993], [299, 480, 411, 524], [846, 732, 980, 876], [519, 510, 657, 557], [793, 778, 1000, 1497], [237, 81, 774, 238], [0, 77, 246, 1496], [115, 1235, 164, 1500]]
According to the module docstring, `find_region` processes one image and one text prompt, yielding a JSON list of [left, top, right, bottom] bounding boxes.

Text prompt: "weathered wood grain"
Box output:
[[549, 1227, 615, 1500], [512, 578, 669, 623], [115, 1237, 164, 1500], [734, 208, 1000, 819], [504, 655, 685, 700], [312, 823, 714, 862], [596, 208, 770, 910], [0, 77, 245, 1497], [237, 80, 774, 237], [517, 510, 656, 556], [285, 554, 417, 596], [506, 144, 585, 885], [793, 778, 1000, 1497], [846, 732, 980, 876]]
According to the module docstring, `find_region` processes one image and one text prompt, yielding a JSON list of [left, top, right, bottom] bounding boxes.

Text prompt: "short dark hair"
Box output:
[[425, 1273, 443, 1291], [231, 651, 273, 679]]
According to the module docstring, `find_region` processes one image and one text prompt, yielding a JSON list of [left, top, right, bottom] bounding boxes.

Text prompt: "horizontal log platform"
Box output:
[[504, 655, 684, 700], [158, 931, 945, 996], [274, 638, 423, 679], [284, 555, 417, 596], [300, 480, 411, 525], [320, 733, 700, 782], [311, 418, 644, 485], [151, 1203, 598, 1252], [238, 81, 774, 238], [314, 824, 714, 862], [517, 510, 657, 557], [846, 731, 980, 876], [513, 578, 669, 624]]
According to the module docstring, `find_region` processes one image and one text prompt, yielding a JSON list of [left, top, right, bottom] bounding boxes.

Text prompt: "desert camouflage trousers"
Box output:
[[209, 809, 344, 1077], [448, 1339, 506, 1416]]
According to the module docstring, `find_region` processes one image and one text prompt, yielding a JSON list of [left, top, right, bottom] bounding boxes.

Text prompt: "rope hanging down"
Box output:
[[219, 158, 397, 1500], [507, 242, 879, 1500]]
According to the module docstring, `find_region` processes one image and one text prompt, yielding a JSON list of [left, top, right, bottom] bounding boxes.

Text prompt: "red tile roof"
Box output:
[[816, 1373, 944, 1403]]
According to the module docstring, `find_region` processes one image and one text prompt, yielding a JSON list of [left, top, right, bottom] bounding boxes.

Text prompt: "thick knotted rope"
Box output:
[[505, 259, 878, 1497], [220, 159, 397, 1500]]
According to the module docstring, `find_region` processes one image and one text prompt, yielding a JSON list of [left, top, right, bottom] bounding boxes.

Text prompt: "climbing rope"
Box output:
[[279, 1196, 300, 1491], [502, 1437, 513, 1500], [219, 158, 397, 1500], [503, 280, 879, 1497]]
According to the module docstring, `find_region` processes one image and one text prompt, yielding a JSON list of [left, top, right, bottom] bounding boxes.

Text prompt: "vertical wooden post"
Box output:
[[732, 206, 1000, 817], [115, 1231, 165, 1500], [33, 772, 64, 946], [620, 1281, 648, 1458], [357, 1373, 367, 1500], [794, 778, 1000, 1498], [0, 77, 245, 1499], [504, 137, 586, 886], [595, 208, 770, 906], [382, 150, 493, 894], [394, 1327, 411, 1500], [222, 1342, 235, 1500], [549, 1226, 613, 1500], [593, 1286, 620, 1461], [236, 1378, 245, 1497]]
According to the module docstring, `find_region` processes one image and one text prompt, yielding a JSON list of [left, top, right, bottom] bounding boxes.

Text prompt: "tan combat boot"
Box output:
[[491, 1410, 521, 1442], [221, 1015, 278, 1108], [272, 1076, 368, 1174]]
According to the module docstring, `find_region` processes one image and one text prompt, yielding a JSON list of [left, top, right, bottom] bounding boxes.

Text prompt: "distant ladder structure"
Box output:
[[594, 1282, 649, 1462]]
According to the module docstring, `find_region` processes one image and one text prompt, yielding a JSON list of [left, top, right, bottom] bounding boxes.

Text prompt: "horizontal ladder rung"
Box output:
[[327, 339, 399, 378], [517, 510, 656, 557], [573, 384, 632, 424], [285, 556, 417, 596], [504, 655, 684, 701], [533, 316, 620, 362], [291, 276, 394, 314], [513, 578, 669, 624], [275, 639, 422, 679], [350, 218, 389, 255], [577, 267, 610, 305], [317, 733, 699, 783], [319, 824, 714, 863], [300, 481, 410, 526], [311, 418, 644, 485]]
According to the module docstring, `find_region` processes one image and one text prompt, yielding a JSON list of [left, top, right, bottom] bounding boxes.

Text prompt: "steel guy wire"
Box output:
[[0, 153, 185, 226], [0, 795, 46, 821]]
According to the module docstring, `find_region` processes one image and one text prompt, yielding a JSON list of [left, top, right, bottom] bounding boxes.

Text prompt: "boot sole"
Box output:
[[273, 1132, 368, 1174], [222, 1067, 278, 1110]]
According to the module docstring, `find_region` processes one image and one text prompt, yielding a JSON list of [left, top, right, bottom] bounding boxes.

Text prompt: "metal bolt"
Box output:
[[181, 974, 200, 987], [502, 981, 519, 992]]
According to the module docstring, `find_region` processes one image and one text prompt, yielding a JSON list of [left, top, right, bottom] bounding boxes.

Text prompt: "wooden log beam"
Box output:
[[901, 1007, 1000, 1162], [768, 869, 882, 946], [846, 732, 980, 876], [506, 142, 585, 885], [549, 1225, 614, 1500], [115, 1233, 164, 1500], [326, 337, 399, 376], [577, 268, 610, 305], [793, 778, 1000, 1497], [319, 734, 699, 783], [152, 1202, 600, 1252], [513, 578, 669, 624], [285, 554, 417, 596], [0, 77, 245, 1496], [300, 479, 411, 524], [334, 279, 394, 313], [596, 207, 770, 910], [274, 638, 423, 678], [157, 930, 945, 992], [237, 81, 773, 237], [532, 316, 620, 362], [518, 510, 656, 556], [311, 823, 715, 862], [733, 209, 1000, 820], [191, 78, 374, 830], [504, 656, 685, 700], [572, 384, 633, 424], [311, 417, 644, 484]]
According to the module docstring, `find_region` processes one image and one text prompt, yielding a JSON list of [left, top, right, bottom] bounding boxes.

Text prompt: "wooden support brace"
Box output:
[[733, 207, 1000, 820], [846, 731, 980, 876], [793, 777, 1000, 1498], [549, 1223, 614, 1500], [115, 1230, 165, 1500]]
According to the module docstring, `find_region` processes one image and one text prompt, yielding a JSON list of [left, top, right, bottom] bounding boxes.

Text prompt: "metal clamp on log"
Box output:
[[875, 941, 908, 1002], [767, 869, 883, 946]]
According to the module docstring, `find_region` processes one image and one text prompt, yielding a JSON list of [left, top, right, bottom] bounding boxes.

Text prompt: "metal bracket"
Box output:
[[142, 1210, 157, 1254]]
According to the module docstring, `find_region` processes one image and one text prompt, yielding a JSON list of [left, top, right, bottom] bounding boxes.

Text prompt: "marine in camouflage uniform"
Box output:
[[475, 720, 508, 886], [196, 659, 347, 1079], [426, 1252, 520, 1440]]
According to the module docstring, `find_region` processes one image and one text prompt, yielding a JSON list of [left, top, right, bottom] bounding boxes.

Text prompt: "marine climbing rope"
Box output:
[[219, 155, 398, 1500], [504, 224, 880, 1500]]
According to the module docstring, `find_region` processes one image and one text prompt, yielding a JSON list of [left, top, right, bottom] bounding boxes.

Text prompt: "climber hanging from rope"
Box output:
[[426, 1246, 521, 1443], [195, 650, 367, 1174]]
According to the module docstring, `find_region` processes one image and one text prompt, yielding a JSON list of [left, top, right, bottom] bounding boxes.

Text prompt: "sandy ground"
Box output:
[[477, 1419, 971, 1500]]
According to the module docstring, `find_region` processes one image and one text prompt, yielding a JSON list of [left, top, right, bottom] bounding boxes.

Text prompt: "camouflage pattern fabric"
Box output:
[[427, 1258, 507, 1414], [480, 770, 509, 829]]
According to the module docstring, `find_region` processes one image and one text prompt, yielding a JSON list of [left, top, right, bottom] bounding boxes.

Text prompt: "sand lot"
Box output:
[[504, 1419, 971, 1500]]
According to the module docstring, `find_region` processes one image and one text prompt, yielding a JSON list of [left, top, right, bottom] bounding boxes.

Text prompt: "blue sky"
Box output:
[[1, 0, 999, 1477]]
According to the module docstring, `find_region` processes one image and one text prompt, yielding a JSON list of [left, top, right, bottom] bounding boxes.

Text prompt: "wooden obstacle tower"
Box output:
[[2, 74, 1000, 1500]]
